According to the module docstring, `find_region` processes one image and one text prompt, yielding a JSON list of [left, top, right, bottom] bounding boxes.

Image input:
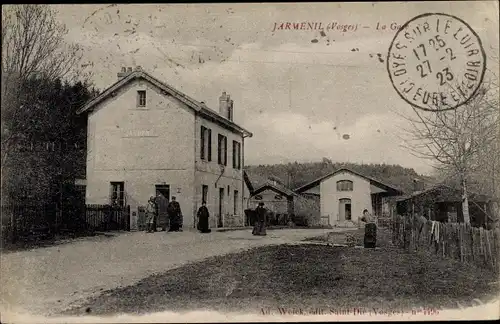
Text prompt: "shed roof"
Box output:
[[396, 184, 493, 202], [252, 182, 297, 198]]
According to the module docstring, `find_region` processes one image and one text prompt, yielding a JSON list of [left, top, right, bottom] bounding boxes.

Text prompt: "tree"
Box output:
[[1, 5, 85, 82], [1, 5, 92, 201], [400, 78, 499, 224]]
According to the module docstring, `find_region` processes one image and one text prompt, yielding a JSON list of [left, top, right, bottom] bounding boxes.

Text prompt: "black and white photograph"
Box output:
[[1, 2, 499, 322]]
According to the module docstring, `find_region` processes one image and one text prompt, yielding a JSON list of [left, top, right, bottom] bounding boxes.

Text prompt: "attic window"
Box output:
[[337, 180, 353, 191], [137, 90, 146, 107]]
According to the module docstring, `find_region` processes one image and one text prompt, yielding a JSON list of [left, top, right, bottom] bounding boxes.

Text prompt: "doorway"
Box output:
[[155, 185, 170, 229], [218, 187, 224, 227], [339, 198, 352, 221]]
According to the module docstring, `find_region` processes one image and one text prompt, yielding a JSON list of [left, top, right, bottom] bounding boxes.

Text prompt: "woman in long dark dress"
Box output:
[[252, 202, 267, 236], [197, 201, 211, 233], [361, 209, 377, 248]]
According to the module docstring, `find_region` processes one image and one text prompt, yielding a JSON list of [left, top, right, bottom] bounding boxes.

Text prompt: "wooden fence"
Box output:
[[1, 203, 130, 244], [85, 204, 130, 232], [392, 214, 499, 272]]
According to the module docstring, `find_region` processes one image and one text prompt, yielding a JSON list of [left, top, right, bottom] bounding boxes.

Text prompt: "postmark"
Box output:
[[387, 13, 486, 112]]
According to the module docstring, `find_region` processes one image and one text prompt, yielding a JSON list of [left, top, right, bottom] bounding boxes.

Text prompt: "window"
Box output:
[[202, 185, 208, 203], [218, 134, 227, 165], [137, 90, 146, 107], [232, 140, 241, 169], [234, 190, 239, 214], [336, 180, 353, 191], [200, 126, 212, 161], [110, 182, 125, 206]]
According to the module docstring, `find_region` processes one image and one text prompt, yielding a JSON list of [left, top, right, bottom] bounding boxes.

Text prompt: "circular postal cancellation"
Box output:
[[387, 13, 486, 112]]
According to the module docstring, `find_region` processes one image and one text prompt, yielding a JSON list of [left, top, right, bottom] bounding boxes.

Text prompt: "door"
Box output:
[[339, 198, 352, 221], [345, 202, 352, 220], [155, 185, 170, 228], [218, 188, 224, 227]]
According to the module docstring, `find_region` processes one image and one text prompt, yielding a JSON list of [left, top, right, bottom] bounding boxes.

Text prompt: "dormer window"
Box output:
[[137, 90, 146, 107], [337, 180, 353, 191]]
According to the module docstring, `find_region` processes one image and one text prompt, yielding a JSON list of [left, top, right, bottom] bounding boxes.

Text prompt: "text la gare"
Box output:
[[377, 22, 403, 31]]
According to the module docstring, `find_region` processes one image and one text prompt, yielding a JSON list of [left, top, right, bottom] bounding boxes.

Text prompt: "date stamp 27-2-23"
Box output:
[[387, 13, 486, 112]]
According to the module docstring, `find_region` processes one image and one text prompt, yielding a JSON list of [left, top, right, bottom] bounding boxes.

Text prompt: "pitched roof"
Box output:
[[244, 170, 272, 190], [252, 181, 297, 198], [396, 184, 493, 202], [244, 170, 297, 197], [243, 171, 255, 193], [77, 69, 252, 137], [294, 167, 403, 194]]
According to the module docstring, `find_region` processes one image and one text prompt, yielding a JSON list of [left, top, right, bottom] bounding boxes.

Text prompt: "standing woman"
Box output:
[[253, 202, 267, 236], [251, 203, 260, 235], [145, 196, 157, 233], [361, 209, 377, 248], [197, 201, 211, 233]]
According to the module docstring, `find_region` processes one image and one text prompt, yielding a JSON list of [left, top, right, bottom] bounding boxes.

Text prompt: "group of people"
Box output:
[[145, 195, 183, 233], [145, 196, 212, 233], [144, 196, 270, 235]]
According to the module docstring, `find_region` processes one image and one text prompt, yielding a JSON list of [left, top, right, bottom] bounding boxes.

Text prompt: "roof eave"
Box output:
[[243, 171, 255, 194], [198, 108, 253, 137], [77, 71, 253, 137], [252, 184, 295, 198], [77, 71, 139, 115]]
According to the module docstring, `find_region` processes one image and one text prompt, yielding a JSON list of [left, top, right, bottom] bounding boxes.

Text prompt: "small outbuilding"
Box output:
[[395, 184, 496, 228]]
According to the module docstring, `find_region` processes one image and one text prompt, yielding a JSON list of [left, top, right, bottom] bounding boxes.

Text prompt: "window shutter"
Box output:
[[238, 142, 241, 169], [232, 141, 236, 168], [208, 129, 212, 161], [200, 126, 205, 159], [218, 134, 222, 164], [224, 137, 227, 165]]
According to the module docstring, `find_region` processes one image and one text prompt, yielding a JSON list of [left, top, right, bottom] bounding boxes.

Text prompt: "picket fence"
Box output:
[[392, 214, 499, 271]]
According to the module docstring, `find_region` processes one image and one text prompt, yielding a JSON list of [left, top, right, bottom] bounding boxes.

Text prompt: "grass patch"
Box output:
[[64, 240, 498, 316]]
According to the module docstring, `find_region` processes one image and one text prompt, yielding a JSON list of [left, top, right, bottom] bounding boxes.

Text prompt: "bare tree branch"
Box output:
[[400, 68, 499, 224]]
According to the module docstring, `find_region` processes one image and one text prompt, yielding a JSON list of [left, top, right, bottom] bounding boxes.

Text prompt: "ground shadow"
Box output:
[[0, 231, 118, 254]]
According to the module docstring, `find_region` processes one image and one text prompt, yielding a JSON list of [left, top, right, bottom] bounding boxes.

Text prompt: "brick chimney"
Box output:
[[228, 98, 234, 121], [117, 66, 135, 80], [219, 91, 229, 118], [219, 91, 234, 121]]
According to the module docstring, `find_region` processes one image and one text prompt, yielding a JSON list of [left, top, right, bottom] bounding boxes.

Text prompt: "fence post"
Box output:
[[485, 230, 493, 270]]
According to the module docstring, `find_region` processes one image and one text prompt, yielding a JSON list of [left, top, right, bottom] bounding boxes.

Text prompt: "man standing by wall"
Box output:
[[167, 196, 183, 232]]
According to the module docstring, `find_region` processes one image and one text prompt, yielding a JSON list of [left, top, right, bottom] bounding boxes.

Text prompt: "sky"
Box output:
[[53, 2, 499, 175]]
